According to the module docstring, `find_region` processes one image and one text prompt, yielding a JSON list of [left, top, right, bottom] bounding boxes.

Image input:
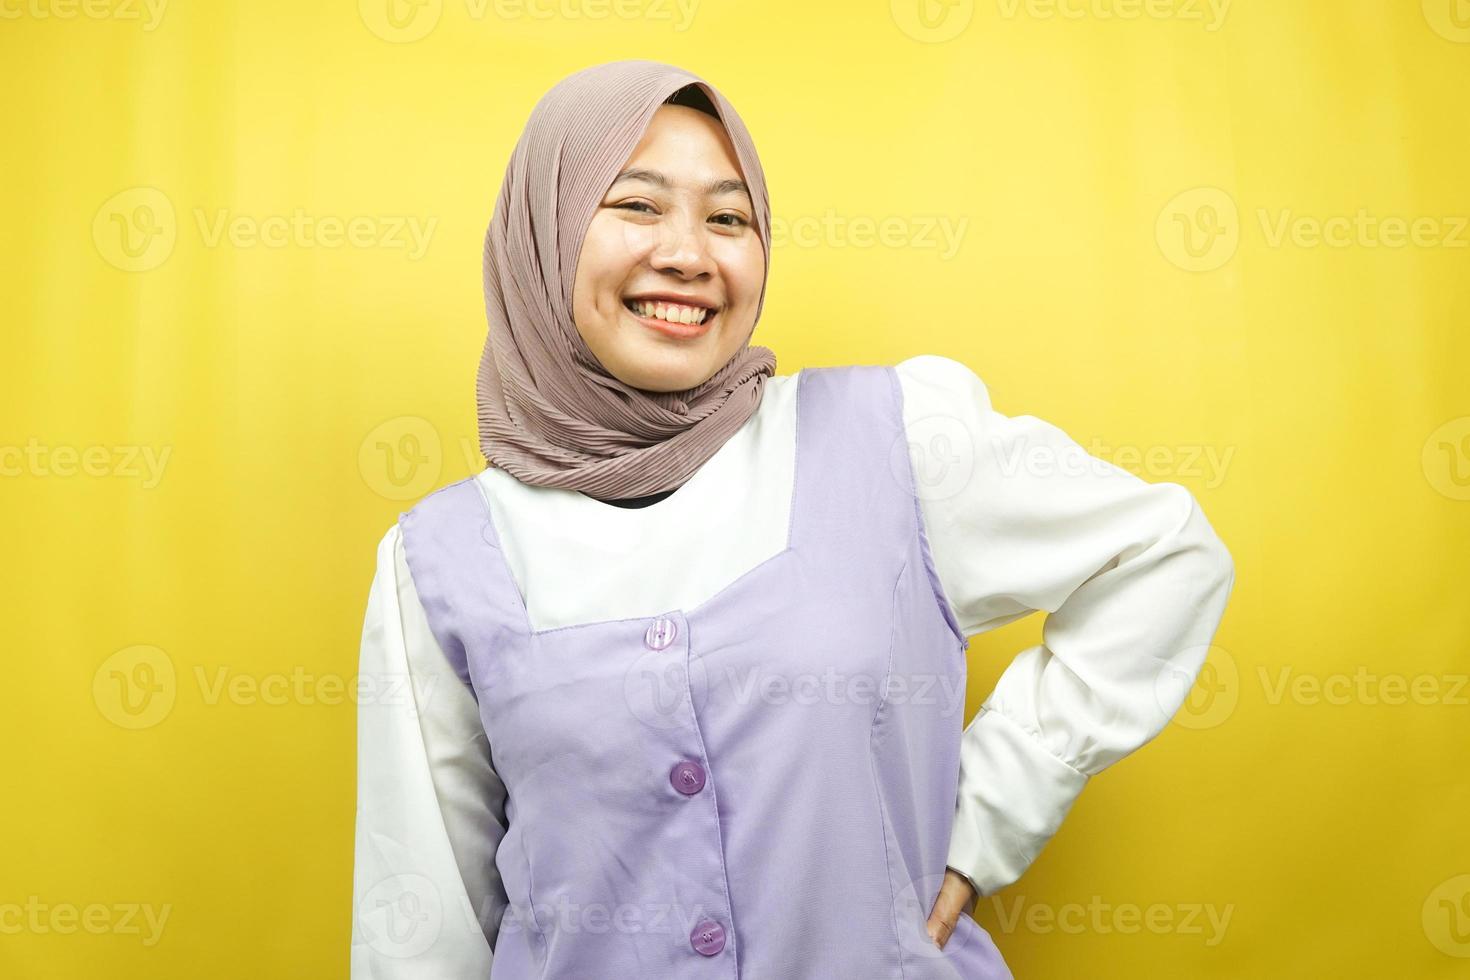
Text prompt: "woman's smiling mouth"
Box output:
[[622, 296, 718, 338]]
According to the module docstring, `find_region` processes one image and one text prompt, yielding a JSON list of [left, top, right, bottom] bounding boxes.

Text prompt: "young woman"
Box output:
[[350, 60, 1235, 979]]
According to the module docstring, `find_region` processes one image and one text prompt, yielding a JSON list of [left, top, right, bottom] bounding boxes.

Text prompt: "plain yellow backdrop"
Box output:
[[3, 0, 1468, 976]]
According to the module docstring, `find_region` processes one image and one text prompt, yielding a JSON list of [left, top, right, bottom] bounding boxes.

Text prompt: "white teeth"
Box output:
[[628, 300, 711, 325]]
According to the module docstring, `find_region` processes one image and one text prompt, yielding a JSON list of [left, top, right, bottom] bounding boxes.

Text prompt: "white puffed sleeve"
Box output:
[[351, 524, 510, 976], [894, 355, 1236, 900]]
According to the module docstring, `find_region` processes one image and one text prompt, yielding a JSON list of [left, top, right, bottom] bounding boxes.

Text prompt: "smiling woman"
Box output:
[[351, 59, 1234, 980], [471, 63, 778, 503]]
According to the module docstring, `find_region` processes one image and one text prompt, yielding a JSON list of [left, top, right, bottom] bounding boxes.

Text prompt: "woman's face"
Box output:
[[571, 104, 766, 393]]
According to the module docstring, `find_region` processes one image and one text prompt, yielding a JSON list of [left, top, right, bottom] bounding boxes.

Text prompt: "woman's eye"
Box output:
[[711, 213, 748, 228], [613, 201, 656, 214]]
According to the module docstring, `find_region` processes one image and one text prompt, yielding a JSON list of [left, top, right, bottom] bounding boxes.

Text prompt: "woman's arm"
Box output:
[[351, 524, 509, 976], [895, 355, 1236, 901]]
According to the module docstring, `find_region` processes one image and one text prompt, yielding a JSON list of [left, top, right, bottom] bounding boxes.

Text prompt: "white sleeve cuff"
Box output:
[[946, 705, 1090, 897]]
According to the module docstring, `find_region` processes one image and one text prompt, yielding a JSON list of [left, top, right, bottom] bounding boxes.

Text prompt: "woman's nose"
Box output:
[[647, 215, 715, 278]]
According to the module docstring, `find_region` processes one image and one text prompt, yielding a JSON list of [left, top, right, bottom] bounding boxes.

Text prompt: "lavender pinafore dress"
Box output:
[[399, 364, 1014, 979]]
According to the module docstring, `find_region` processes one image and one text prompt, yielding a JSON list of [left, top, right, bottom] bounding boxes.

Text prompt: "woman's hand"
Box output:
[[925, 868, 978, 950]]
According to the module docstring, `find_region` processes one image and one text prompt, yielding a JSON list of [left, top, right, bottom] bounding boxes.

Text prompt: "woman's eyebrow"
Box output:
[[610, 167, 750, 199]]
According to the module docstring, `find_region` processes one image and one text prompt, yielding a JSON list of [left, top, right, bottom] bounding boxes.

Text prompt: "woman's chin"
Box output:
[[607, 342, 724, 393]]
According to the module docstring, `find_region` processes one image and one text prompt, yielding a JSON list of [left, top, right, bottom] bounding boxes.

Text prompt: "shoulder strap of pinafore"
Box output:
[[789, 363, 910, 547], [792, 363, 966, 648], [397, 476, 523, 704]]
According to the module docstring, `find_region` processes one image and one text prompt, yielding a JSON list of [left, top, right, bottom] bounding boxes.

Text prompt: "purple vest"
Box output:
[[400, 365, 1014, 979]]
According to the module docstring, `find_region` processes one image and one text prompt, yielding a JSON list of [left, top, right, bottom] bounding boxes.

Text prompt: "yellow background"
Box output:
[[4, 0, 1469, 976]]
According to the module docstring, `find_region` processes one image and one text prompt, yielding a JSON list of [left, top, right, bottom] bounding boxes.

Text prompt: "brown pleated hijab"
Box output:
[[476, 60, 777, 501]]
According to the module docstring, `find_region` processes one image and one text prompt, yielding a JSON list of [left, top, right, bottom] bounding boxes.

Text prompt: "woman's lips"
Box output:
[[623, 303, 716, 339]]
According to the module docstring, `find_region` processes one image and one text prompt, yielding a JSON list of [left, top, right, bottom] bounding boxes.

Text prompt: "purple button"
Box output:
[[644, 616, 677, 650], [689, 917, 725, 956], [670, 760, 706, 795]]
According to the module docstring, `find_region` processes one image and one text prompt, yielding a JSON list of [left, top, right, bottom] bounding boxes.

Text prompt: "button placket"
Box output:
[[644, 612, 730, 960]]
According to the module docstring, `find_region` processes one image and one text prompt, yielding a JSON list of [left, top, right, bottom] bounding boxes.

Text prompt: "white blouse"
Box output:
[[350, 355, 1236, 976]]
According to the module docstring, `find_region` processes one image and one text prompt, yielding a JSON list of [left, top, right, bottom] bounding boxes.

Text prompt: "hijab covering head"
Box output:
[[477, 59, 777, 500]]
